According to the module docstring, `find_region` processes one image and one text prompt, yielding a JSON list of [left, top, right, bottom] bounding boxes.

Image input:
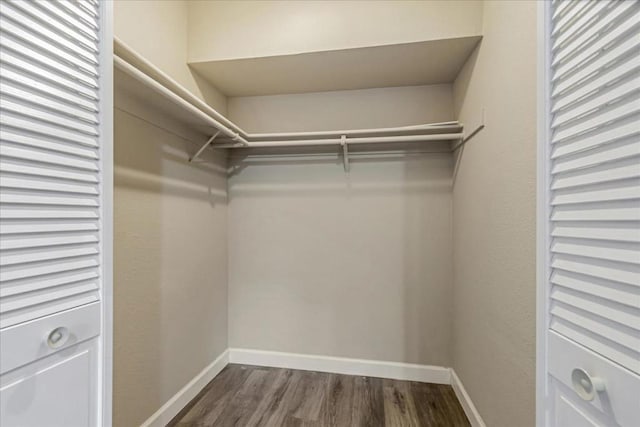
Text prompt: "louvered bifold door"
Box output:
[[0, 0, 103, 329], [544, 1, 640, 426]]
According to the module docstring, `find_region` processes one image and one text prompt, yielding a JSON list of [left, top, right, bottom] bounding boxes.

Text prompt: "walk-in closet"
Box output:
[[0, 1, 638, 426]]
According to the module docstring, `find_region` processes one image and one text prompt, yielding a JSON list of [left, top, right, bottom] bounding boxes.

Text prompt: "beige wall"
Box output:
[[188, 0, 483, 62], [228, 84, 453, 133], [113, 95, 228, 426], [451, 1, 537, 426], [227, 88, 454, 366], [114, 0, 228, 113], [228, 153, 453, 365], [114, 2, 539, 424]]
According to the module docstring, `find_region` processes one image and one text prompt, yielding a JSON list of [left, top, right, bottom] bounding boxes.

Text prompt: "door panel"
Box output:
[[0, 0, 111, 425], [0, 339, 98, 427], [548, 331, 640, 426], [542, 1, 640, 425], [0, 0, 102, 330], [0, 302, 101, 375], [554, 384, 612, 427]]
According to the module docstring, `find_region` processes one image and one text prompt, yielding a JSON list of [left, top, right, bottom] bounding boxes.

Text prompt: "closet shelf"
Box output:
[[114, 38, 464, 159]]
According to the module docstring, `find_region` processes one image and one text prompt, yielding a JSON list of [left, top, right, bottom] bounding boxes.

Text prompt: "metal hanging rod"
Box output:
[[114, 39, 465, 155], [116, 36, 463, 142], [114, 55, 247, 144], [115, 37, 245, 138], [214, 133, 463, 149], [247, 121, 462, 140]]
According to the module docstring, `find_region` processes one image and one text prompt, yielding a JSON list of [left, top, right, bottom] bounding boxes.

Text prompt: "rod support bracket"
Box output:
[[341, 135, 350, 173], [189, 130, 221, 162]]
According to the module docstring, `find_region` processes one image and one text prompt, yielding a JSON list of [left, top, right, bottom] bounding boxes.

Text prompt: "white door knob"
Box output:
[[46, 327, 70, 349], [571, 368, 606, 401]]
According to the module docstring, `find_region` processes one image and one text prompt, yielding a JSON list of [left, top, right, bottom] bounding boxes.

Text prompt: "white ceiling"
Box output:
[[189, 36, 482, 97]]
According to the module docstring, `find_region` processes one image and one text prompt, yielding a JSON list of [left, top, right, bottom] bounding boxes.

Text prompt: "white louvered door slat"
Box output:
[[1, 67, 98, 111], [548, 0, 640, 370], [0, 33, 98, 87], [543, 2, 640, 426], [4, 1, 98, 52], [0, 161, 99, 183], [0, 48, 99, 99], [0, 0, 102, 330], [0, 1, 98, 65], [0, 141, 99, 169]]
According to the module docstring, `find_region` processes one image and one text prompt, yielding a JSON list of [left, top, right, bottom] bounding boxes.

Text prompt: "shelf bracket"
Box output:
[[341, 135, 350, 173], [189, 130, 221, 162], [451, 124, 485, 151], [453, 109, 485, 185], [452, 109, 485, 152]]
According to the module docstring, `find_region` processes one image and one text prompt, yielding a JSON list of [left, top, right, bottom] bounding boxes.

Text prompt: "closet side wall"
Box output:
[[227, 85, 454, 366], [113, 99, 228, 426], [451, 1, 537, 426], [114, 0, 228, 113]]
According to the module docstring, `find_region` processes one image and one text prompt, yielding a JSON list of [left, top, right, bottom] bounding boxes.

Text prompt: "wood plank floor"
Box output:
[[168, 364, 470, 426]]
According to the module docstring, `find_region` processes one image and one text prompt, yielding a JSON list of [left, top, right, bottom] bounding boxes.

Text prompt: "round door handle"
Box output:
[[46, 327, 70, 349], [571, 368, 605, 401]]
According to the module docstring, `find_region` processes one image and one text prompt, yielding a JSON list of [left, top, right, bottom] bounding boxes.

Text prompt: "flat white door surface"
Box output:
[[1, 338, 99, 427], [0, 302, 101, 426], [540, 1, 640, 426], [0, 0, 112, 425]]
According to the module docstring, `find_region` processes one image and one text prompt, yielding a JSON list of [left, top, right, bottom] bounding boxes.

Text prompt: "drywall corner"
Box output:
[[450, 369, 487, 427], [113, 100, 229, 426], [450, 1, 538, 426], [139, 350, 230, 427], [113, 0, 228, 114]]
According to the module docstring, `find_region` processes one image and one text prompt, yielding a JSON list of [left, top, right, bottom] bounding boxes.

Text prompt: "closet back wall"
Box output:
[[228, 84, 453, 132], [227, 85, 454, 366], [113, 93, 229, 426]]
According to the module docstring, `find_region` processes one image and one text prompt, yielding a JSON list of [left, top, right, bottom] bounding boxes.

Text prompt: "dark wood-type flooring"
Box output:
[[168, 364, 470, 427]]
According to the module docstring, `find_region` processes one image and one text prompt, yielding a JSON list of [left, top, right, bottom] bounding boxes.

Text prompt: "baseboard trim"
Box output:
[[139, 349, 486, 427], [140, 349, 229, 427], [228, 348, 450, 384], [450, 369, 486, 427]]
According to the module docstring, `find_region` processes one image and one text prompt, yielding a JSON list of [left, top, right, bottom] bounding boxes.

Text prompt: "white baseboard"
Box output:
[[139, 349, 485, 427], [450, 369, 486, 427], [228, 348, 451, 384], [140, 349, 229, 427]]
